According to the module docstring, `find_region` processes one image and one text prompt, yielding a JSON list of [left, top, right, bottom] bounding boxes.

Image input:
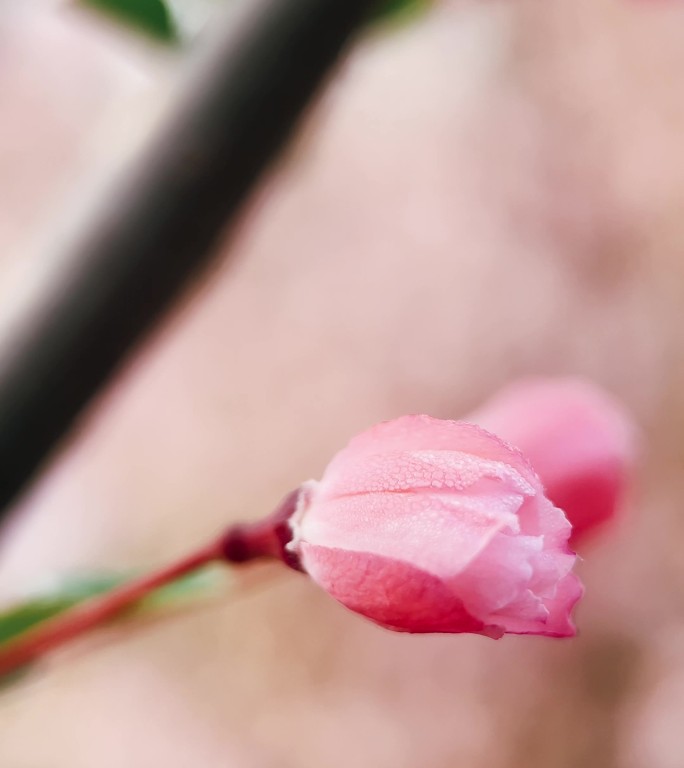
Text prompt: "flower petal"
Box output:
[[469, 378, 635, 543], [299, 544, 497, 635], [297, 487, 523, 578], [323, 416, 542, 492]]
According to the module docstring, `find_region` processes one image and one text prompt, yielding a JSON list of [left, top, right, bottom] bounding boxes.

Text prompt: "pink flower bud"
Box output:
[[468, 378, 636, 545], [289, 416, 582, 639]]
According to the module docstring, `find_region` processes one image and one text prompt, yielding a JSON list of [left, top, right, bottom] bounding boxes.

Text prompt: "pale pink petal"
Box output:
[[526, 547, 576, 599], [496, 572, 583, 638], [449, 531, 544, 618], [297, 487, 522, 578], [516, 495, 574, 550], [539, 572, 584, 637]]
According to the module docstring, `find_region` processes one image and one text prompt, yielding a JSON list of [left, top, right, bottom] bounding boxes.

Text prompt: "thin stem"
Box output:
[[0, 540, 223, 678], [0, 490, 302, 678]]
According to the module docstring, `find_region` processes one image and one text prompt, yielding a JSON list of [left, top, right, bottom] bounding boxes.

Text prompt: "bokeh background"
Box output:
[[1, 1, 684, 766]]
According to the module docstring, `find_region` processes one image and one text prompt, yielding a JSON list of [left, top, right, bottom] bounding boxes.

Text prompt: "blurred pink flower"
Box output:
[[289, 415, 582, 638], [468, 378, 636, 545]]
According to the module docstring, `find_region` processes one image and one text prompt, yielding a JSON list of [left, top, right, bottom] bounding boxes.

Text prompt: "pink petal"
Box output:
[[318, 446, 536, 501], [288, 414, 584, 638], [469, 378, 636, 543], [300, 544, 496, 635], [322, 416, 542, 493]]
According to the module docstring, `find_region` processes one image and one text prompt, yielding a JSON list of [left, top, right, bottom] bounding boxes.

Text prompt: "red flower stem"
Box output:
[[0, 490, 302, 679], [0, 540, 224, 678]]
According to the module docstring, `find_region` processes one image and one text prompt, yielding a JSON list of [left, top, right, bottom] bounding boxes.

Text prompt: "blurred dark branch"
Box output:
[[0, 0, 377, 522]]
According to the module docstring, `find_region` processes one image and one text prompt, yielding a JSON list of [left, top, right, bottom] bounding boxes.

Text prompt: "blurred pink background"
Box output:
[[1, 1, 684, 766]]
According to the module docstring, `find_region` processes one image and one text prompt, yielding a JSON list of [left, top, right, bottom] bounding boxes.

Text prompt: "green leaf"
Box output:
[[0, 574, 122, 646], [80, 0, 178, 42], [372, 0, 432, 25], [140, 567, 229, 610], [0, 575, 122, 689], [77, 0, 431, 47], [0, 567, 230, 689], [0, 568, 228, 646]]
